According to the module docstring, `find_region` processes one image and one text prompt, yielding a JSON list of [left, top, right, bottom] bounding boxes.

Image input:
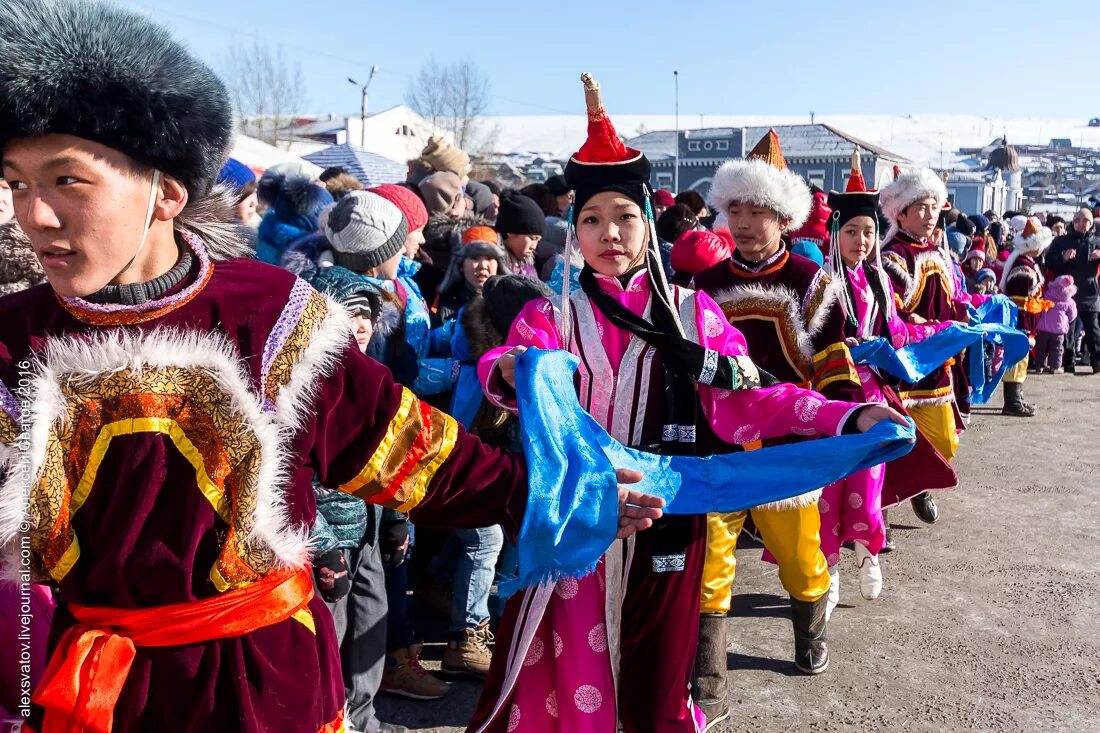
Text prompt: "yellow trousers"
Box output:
[[1003, 356, 1028, 384], [699, 504, 830, 614], [909, 402, 959, 463]]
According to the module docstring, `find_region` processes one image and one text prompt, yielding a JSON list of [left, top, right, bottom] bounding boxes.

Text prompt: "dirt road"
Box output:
[[377, 374, 1100, 732]]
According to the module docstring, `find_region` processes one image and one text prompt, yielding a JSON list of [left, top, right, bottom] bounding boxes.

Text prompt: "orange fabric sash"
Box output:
[[33, 567, 314, 733]]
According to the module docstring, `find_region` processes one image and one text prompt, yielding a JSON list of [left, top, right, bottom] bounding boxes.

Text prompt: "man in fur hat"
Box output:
[[691, 131, 865, 698], [878, 169, 976, 517], [0, 3, 661, 732]]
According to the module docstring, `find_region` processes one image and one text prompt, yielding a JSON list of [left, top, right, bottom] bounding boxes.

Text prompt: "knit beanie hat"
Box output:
[[369, 183, 428, 232], [495, 192, 546, 237], [274, 176, 333, 233], [482, 274, 553, 336], [217, 158, 256, 192], [418, 171, 465, 217], [670, 229, 731, 276], [545, 174, 570, 197], [466, 180, 496, 217], [954, 214, 975, 237], [976, 268, 996, 284], [790, 239, 825, 267], [653, 189, 676, 208], [324, 191, 408, 272], [419, 135, 470, 176]]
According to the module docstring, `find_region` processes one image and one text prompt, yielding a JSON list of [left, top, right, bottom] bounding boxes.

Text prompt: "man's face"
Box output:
[[1072, 211, 1093, 235], [2, 134, 160, 297], [1052, 221, 1067, 237], [897, 197, 940, 240], [726, 201, 785, 261]]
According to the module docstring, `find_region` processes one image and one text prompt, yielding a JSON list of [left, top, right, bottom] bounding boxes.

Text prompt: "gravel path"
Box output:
[[377, 373, 1100, 732]]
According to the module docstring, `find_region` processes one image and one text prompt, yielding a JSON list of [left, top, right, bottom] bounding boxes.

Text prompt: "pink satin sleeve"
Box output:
[[477, 297, 562, 412], [692, 291, 862, 443]]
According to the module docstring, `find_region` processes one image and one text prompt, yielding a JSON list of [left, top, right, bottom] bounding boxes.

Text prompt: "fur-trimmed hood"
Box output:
[[706, 159, 812, 230], [0, 220, 44, 296], [879, 169, 947, 224]]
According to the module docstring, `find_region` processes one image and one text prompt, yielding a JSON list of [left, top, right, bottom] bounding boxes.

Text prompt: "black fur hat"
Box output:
[[0, 0, 233, 197]]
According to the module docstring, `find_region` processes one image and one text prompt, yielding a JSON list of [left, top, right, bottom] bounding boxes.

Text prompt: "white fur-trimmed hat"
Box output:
[[707, 130, 812, 230], [879, 168, 948, 223]]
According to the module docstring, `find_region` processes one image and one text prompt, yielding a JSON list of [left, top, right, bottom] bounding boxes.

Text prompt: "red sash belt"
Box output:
[[32, 567, 314, 733]]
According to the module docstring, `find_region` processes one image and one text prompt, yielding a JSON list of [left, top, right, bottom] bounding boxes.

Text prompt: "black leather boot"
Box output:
[[694, 615, 730, 731], [1001, 382, 1035, 417], [910, 491, 939, 524], [881, 508, 896, 552], [790, 596, 829, 675]]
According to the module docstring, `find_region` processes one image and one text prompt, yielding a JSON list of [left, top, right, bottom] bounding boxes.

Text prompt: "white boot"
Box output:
[[825, 566, 840, 622], [855, 542, 883, 600]]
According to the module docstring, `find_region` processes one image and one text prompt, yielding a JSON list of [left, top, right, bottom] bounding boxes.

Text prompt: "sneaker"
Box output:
[[443, 623, 494, 678], [415, 577, 454, 619], [1052, 368, 1064, 375], [380, 646, 450, 700], [854, 543, 883, 600], [825, 566, 840, 622]]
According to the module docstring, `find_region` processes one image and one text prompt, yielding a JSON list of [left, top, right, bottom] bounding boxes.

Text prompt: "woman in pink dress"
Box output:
[[465, 75, 906, 733]]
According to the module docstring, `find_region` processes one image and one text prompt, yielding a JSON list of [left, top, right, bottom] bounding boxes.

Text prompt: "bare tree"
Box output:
[[227, 41, 307, 147], [405, 58, 492, 153]]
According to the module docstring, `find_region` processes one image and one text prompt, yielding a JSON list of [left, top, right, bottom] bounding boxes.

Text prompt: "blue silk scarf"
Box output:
[[505, 348, 916, 596], [847, 294, 1028, 405]]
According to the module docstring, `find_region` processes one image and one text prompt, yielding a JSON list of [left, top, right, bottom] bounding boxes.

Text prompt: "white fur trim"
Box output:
[[881, 251, 913, 302], [269, 294, 354, 433], [802, 269, 842, 340], [755, 488, 824, 512], [879, 169, 947, 223], [706, 159, 812, 230], [0, 328, 313, 573], [711, 282, 815, 368], [883, 249, 952, 312]]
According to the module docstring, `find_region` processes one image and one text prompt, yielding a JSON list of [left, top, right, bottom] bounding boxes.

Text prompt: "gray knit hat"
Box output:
[[324, 191, 408, 272]]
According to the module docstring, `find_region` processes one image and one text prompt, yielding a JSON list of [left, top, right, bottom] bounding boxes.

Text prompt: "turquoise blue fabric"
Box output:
[[848, 294, 1028, 405], [397, 257, 456, 397], [504, 348, 916, 596]]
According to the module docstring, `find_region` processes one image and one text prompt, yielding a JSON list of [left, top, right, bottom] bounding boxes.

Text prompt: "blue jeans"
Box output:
[[429, 526, 504, 633]]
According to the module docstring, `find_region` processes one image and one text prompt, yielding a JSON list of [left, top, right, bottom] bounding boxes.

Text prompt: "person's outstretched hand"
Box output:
[[855, 405, 913, 441], [615, 468, 664, 538], [498, 345, 528, 388]]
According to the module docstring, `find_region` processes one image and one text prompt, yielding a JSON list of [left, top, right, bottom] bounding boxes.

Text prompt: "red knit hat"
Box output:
[[653, 189, 676, 208], [788, 191, 832, 246], [670, 229, 732, 276], [368, 184, 428, 233]]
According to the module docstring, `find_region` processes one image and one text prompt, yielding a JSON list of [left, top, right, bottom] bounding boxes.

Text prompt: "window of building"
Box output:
[[807, 169, 826, 189], [716, 140, 729, 151], [656, 172, 673, 188], [688, 141, 700, 152]]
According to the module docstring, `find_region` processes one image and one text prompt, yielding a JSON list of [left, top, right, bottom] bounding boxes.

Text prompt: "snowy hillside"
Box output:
[[484, 113, 1100, 166]]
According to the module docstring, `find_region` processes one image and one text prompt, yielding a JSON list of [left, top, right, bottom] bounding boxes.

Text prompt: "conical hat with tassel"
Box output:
[[706, 128, 812, 229]]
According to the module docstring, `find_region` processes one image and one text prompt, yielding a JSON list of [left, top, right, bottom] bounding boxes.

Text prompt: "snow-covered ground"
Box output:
[[484, 113, 1100, 165]]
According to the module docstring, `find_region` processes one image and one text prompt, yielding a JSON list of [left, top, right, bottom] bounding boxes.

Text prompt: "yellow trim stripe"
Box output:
[[339, 388, 417, 495], [396, 411, 459, 514]]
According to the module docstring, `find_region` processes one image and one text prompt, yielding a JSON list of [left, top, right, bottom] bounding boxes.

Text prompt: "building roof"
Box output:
[[624, 124, 908, 163], [301, 143, 405, 187]]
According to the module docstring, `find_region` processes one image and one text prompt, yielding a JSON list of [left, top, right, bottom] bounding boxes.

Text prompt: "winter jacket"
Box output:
[[397, 256, 456, 397], [256, 210, 315, 266], [0, 221, 44, 296], [1045, 229, 1100, 310], [1037, 277, 1079, 335]]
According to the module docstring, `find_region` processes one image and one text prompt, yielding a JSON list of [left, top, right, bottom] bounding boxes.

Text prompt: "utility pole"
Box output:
[[347, 65, 379, 148], [674, 70, 680, 193]]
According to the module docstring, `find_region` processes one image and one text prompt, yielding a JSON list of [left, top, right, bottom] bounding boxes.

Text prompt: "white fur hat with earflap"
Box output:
[[879, 168, 948, 223], [707, 129, 812, 231]]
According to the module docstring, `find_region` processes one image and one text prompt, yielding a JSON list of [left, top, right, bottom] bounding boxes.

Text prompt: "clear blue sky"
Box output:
[[133, 0, 1096, 119]]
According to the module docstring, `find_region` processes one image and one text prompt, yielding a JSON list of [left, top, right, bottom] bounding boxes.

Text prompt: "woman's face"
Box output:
[[576, 192, 647, 277], [837, 215, 878, 268], [404, 227, 425, 259], [462, 255, 498, 290], [504, 233, 541, 260], [235, 192, 258, 227]]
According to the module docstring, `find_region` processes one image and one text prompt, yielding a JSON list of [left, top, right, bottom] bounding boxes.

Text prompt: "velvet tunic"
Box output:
[[0, 234, 526, 733]]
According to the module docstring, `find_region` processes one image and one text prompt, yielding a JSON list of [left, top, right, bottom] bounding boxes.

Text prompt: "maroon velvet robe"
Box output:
[[0, 235, 525, 733]]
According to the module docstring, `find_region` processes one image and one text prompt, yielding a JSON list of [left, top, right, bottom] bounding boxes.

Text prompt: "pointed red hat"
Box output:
[[571, 73, 643, 165], [564, 73, 652, 221], [846, 146, 868, 192]]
